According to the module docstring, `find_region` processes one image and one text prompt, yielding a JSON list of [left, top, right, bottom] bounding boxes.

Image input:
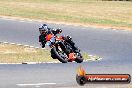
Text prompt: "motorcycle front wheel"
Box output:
[[75, 55, 83, 63], [51, 47, 68, 63]]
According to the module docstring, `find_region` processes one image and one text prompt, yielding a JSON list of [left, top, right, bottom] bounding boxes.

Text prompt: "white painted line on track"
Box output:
[[35, 47, 40, 49], [23, 45, 30, 47], [16, 44, 23, 46], [29, 46, 35, 48], [3, 42, 9, 44], [10, 43, 15, 45], [16, 83, 57, 86]]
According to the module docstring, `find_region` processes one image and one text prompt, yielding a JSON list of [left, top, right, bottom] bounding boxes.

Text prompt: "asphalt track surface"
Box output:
[[0, 18, 132, 88]]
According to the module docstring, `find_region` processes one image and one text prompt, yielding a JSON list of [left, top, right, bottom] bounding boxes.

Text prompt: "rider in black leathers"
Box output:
[[39, 24, 62, 48], [39, 24, 79, 52]]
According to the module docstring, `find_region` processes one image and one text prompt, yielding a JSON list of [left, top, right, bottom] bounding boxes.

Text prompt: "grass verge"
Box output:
[[0, 0, 132, 29], [0, 42, 101, 63]]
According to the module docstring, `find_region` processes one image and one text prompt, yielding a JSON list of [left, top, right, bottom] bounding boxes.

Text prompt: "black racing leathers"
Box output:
[[39, 33, 47, 48], [39, 28, 57, 48]]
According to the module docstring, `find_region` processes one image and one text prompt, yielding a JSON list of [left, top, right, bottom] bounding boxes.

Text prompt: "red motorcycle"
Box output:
[[46, 34, 83, 63]]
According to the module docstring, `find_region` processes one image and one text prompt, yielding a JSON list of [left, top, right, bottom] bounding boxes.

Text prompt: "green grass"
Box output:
[[0, 43, 54, 63], [0, 0, 132, 28], [0, 43, 100, 63]]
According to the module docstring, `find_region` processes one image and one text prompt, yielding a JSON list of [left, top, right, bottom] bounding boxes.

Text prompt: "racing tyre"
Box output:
[[51, 47, 68, 63], [50, 49, 57, 59], [75, 56, 83, 63]]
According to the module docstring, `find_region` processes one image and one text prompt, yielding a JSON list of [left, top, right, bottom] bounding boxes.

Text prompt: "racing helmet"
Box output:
[[39, 24, 48, 34], [42, 24, 48, 29]]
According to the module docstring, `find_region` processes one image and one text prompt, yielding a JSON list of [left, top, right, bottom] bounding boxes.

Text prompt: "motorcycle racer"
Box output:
[[39, 24, 79, 52], [39, 24, 62, 48], [38, 24, 83, 63]]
